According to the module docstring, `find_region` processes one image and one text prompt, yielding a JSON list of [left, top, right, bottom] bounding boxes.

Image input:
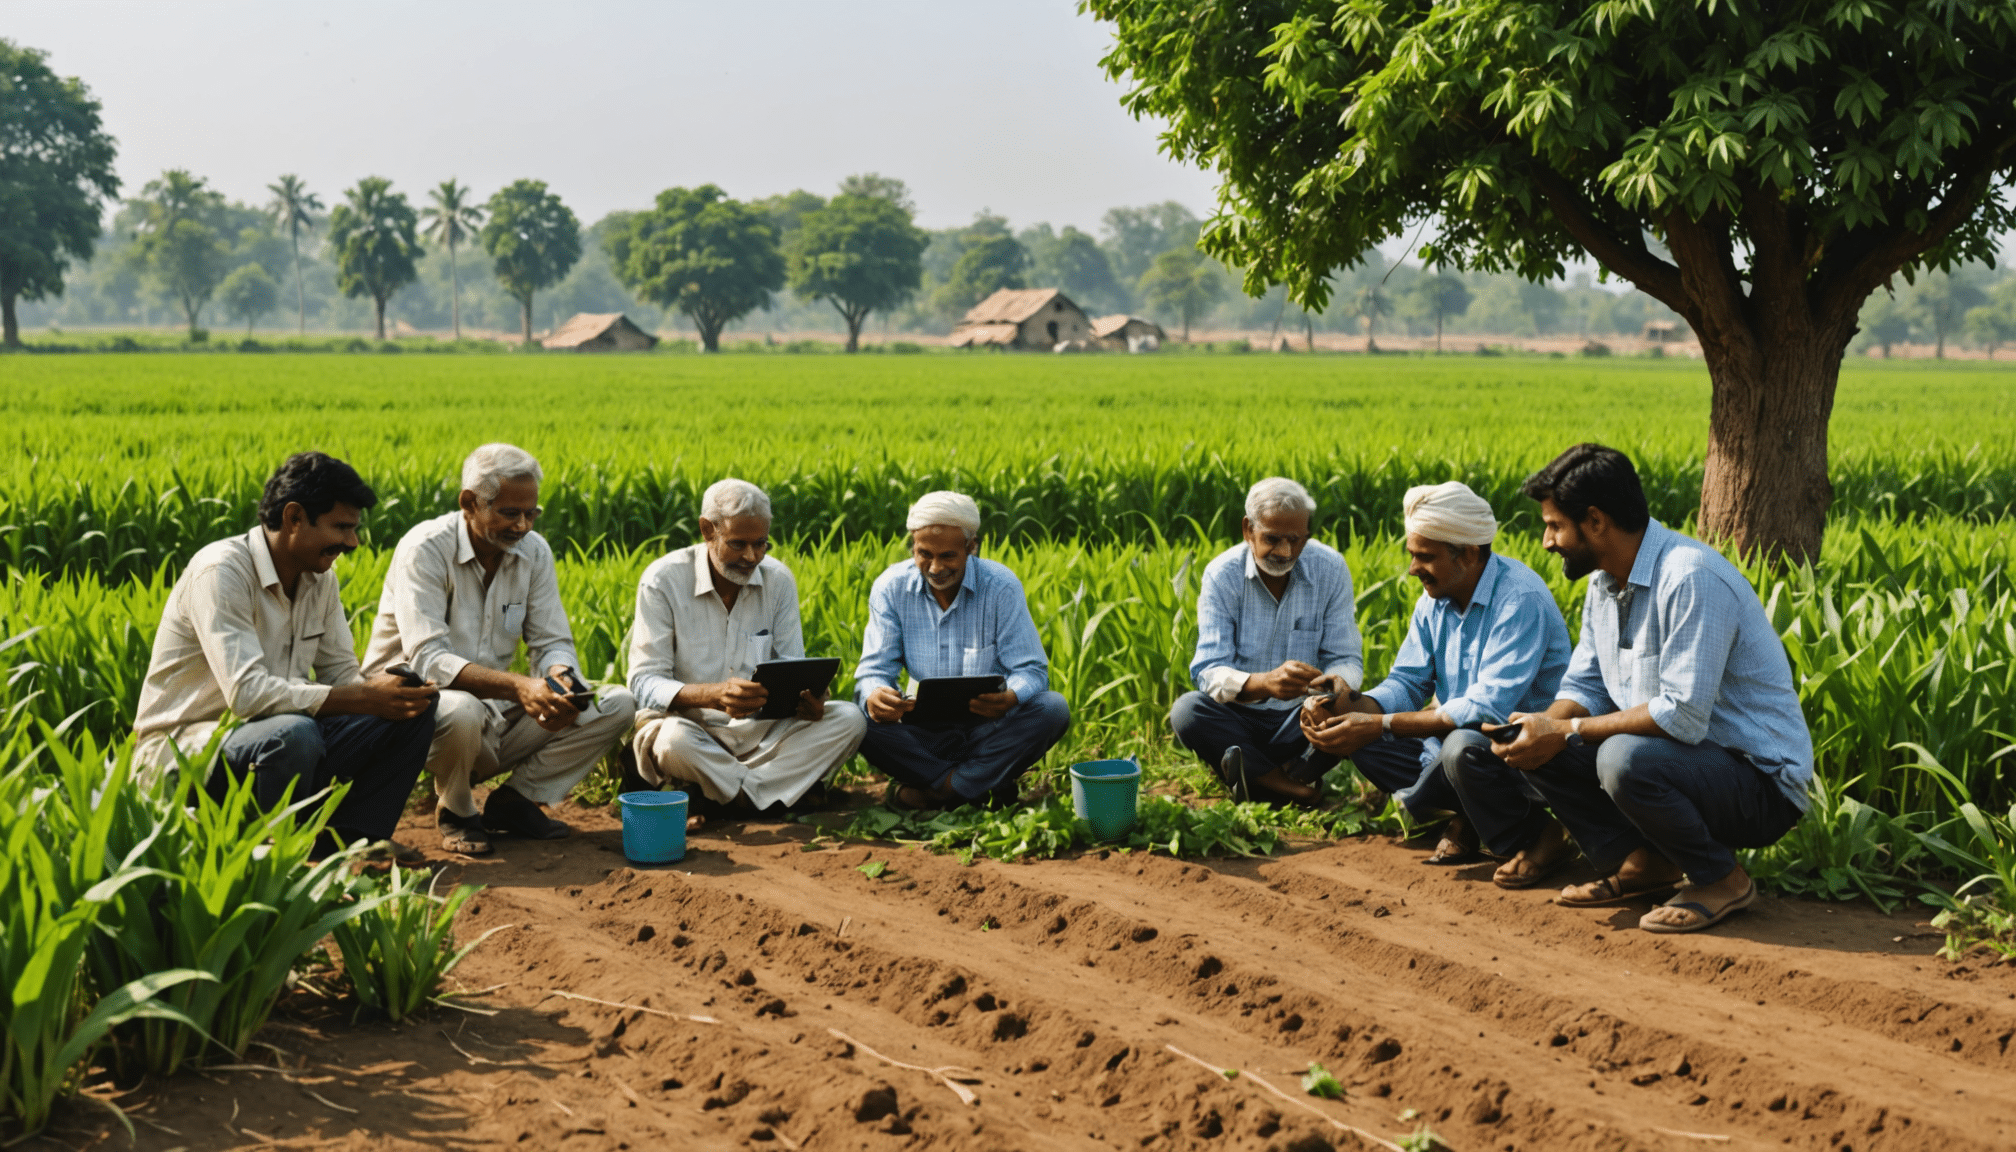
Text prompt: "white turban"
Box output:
[[1402, 481, 1497, 546], [906, 490, 981, 539]]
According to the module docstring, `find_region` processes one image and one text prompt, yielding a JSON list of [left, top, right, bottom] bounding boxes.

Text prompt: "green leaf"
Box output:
[[857, 860, 889, 879], [1302, 1061, 1345, 1099]]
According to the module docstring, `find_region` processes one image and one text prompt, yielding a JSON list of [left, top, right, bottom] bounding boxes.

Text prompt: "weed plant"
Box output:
[[330, 866, 491, 1022]]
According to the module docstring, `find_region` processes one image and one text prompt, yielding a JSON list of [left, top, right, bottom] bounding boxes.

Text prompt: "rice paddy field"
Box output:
[[6, 352, 2016, 1151]]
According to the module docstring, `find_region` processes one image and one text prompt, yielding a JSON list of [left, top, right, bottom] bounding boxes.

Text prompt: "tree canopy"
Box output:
[[934, 234, 1029, 321], [607, 184, 784, 352], [0, 40, 119, 348], [265, 174, 321, 335], [218, 262, 279, 333], [481, 179, 580, 343], [129, 169, 228, 338], [423, 178, 484, 340], [1089, 0, 2016, 560], [789, 193, 928, 351], [1138, 246, 1224, 341], [326, 176, 422, 340]]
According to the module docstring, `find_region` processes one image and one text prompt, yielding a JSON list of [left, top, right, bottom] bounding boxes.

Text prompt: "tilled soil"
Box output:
[[90, 801, 2016, 1152]]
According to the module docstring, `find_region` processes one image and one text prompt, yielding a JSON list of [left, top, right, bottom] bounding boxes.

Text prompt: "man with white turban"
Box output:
[[854, 491, 1070, 809], [624, 478, 867, 816], [1169, 477, 1364, 807], [1302, 480, 1572, 870]]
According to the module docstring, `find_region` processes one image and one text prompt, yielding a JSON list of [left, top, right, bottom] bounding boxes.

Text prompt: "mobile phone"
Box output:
[[1486, 722, 1524, 744], [386, 662, 426, 688], [545, 667, 594, 708]]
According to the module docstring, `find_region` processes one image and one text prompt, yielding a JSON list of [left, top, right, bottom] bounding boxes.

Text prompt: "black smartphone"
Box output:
[[386, 662, 426, 688], [545, 667, 594, 709], [1486, 722, 1524, 744]]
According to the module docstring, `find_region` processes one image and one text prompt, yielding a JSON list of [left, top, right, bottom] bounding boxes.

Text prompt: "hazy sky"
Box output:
[[2, 0, 1223, 232]]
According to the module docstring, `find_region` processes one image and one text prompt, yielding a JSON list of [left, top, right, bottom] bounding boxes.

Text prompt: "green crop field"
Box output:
[[2, 353, 2013, 922]]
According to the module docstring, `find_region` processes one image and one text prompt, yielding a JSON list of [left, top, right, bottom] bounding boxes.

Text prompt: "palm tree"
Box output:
[[327, 177, 422, 340], [421, 179, 485, 340], [266, 175, 323, 335]]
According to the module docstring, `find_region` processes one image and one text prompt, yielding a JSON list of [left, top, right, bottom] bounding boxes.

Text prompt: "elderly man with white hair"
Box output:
[[854, 491, 1070, 809], [624, 478, 866, 814], [1301, 481, 1572, 866], [1169, 477, 1364, 806], [365, 443, 637, 854]]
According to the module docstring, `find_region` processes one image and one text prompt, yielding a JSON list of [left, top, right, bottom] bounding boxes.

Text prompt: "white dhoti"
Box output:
[[632, 703, 866, 809], [430, 686, 639, 812]]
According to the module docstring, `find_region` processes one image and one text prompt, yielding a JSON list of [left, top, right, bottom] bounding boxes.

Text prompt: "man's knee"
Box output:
[[582, 687, 638, 737], [824, 700, 868, 740], [1024, 691, 1070, 740], [1438, 728, 1496, 777], [248, 715, 325, 773], [1168, 690, 1213, 740], [434, 690, 485, 741], [1595, 734, 1671, 796]]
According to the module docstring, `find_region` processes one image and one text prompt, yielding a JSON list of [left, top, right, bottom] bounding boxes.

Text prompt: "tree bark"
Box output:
[[697, 317, 721, 352], [2, 294, 17, 348], [520, 295, 533, 344], [1695, 335, 1844, 564], [449, 238, 462, 341], [374, 296, 387, 340]]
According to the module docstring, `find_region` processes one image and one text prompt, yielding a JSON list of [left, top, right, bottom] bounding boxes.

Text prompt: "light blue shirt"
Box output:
[[1189, 540, 1364, 711], [1365, 551, 1572, 729], [1558, 520, 1813, 810], [853, 557, 1050, 705]]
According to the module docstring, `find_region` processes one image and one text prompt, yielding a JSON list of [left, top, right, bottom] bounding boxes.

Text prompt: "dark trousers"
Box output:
[[1171, 692, 1460, 816], [859, 691, 1071, 802], [1442, 728, 1555, 856], [211, 702, 436, 850], [1507, 732, 1803, 884]]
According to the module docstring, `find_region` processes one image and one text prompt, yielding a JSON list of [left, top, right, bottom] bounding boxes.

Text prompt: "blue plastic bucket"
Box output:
[[618, 790, 689, 864], [1070, 758, 1142, 840]]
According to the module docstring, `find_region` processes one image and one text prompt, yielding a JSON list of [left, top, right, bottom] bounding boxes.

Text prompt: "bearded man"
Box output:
[[1300, 482, 1571, 865], [1169, 477, 1363, 807], [1485, 444, 1811, 933], [365, 443, 636, 854], [625, 478, 866, 814], [854, 491, 1070, 810]]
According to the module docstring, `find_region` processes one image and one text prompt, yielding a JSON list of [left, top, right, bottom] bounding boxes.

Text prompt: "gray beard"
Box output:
[[717, 565, 754, 587], [1256, 556, 1295, 578]]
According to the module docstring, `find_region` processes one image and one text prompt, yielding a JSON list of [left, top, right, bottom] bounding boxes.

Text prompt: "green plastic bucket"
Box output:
[[618, 790, 688, 864], [1070, 758, 1142, 840]]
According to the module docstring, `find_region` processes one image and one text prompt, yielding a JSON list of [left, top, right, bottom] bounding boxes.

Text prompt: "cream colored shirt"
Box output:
[[626, 544, 805, 725], [133, 526, 360, 767], [362, 512, 581, 685]]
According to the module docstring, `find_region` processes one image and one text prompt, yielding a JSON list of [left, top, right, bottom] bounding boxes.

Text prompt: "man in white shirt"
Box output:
[[364, 443, 636, 854], [133, 452, 438, 857], [626, 479, 865, 813]]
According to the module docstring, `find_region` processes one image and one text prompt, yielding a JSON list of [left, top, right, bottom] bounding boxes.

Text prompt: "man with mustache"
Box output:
[[133, 452, 437, 859], [1169, 477, 1363, 806], [365, 442, 636, 855], [623, 479, 866, 814], [855, 491, 1070, 809], [1299, 482, 1572, 869], [1483, 444, 1811, 933]]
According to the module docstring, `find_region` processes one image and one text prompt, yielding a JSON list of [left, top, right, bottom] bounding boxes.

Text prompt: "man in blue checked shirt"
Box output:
[[855, 491, 1070, 809], [1169, 477, 1363, 807], [1488, 444, 1811, 935], [1301, 482, 1571, 864]]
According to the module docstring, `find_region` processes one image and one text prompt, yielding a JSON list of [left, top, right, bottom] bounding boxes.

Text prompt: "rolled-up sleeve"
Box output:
[[1365, 603, 1435, 717], [852, 578, 905, 702], [390, 537, 472, 688], [1441, 593, 1550, 728], [1316, 557, 1364, 691], [188, 568, 331, 720], [522, 545, 581, 676], [1189, 564, 1245, 700], [1645, 573, 1739, 745], [626, 573, 683, 713], [992, 574, 1049, 702]]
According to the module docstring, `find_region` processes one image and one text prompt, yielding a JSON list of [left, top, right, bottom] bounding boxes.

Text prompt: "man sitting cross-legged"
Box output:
[[1301, 482, 1572, 867], [1484, 444, 1812, 933], [626, 478, 867, 815], [855, 491, 1070, 809]]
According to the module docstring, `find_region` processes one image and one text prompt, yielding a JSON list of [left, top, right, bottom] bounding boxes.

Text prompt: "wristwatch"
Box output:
[[1565, 717, 1586, 748]]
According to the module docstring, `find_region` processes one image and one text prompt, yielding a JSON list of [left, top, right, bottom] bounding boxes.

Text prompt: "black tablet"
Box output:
[[903, 675, 1007, 729], [751, 658, 842, 720]]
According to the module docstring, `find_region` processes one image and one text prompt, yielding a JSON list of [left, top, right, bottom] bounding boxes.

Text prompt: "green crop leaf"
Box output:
[[857, 860, 889, 879], [1302, 1061, 1345, 1099]]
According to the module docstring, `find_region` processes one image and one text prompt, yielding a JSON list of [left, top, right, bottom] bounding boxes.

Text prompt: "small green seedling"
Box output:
[[857, 860, 888, 879], [1397, 1123, 1445, 1152], [1220, 1068, 1239, 1080], [1301, 1062, 1344, 1100]]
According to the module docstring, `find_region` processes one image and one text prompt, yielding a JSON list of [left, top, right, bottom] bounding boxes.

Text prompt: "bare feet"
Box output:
[[1640, 864, 1755, 932], [1558, 846, 1682, 906], [1492, 820, 1571, 889]]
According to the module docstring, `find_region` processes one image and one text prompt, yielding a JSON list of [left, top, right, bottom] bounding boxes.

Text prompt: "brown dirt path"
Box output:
[[85, 801, 2016, 1152]]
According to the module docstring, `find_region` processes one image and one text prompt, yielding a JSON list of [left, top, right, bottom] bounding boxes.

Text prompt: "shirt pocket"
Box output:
[[293, 623, 324, 680], [743, 631, 773, 676], [961, 644, 997, 676], [1629, 646, 1664, 707], [1287, 627, 1322, 668]]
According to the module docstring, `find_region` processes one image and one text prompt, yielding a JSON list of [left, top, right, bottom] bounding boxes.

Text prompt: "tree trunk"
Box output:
[[2, 294, 17, 348], [374, 296, 387, 340], [1935, 326, 1946, 359], [837, 301, 863, 352], [449, 238, 462, 341], [1435, 307, 1443, 353], [1696, 333, 1844, 565], [1304, 315, 1314, 353], [697, 317, 720, 353], [520, 295, 533, 344]]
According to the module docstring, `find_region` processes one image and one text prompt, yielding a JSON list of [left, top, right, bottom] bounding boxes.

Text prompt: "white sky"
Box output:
[[1, 0, 1222, 233]]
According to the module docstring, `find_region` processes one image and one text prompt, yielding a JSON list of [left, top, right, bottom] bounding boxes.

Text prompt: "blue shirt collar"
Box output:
[[1447, 550, 1505, 617]]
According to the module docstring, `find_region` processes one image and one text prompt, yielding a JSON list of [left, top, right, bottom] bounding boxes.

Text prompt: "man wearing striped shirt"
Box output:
[[1170, 477, 1364, 806], [854, 491, 1070, 809]]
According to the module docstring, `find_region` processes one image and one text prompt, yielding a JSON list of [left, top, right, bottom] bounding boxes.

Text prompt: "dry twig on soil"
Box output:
[[1650, 1128, 1731, 1143], [539, 988, 721, 1023], [1165, 1044, 1404, 1152], [828, 1028, 980, 1106]]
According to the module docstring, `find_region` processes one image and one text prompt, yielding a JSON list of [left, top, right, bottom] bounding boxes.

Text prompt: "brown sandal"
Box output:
[[1492, 821, 1570, 889], [1556, 872, 1681, 908], [1423, 817, 1482, 865]]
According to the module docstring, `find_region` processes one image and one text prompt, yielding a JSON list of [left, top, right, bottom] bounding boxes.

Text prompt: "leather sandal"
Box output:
[[1556, 871, 1681, 908], [1492, 821, 1571, 889], [1422, 817, 1482, 865], [1640, 881, 1757, 933]]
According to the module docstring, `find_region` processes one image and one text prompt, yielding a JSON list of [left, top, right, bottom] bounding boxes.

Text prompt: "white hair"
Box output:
[[906, 490, 981, 542], [1244, 477, 1316, 524], [700, 477, 772, 523], [461, 443, 543, 503]]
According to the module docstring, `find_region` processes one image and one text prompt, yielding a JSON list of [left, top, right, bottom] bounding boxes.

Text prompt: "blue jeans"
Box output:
[[211, 704, 436, 850], [1441, 728, 1554, 856], [859, 691, 1071, 801], [1170, 692, 1459, 815], [1514, 733, 1803, 884]]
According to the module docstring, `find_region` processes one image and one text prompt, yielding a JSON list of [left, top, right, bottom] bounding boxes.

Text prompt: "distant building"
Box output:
[[1642, 320, 1689, 344], [1091, 314, 1166, 352], [541, 312, 660, 351], [948, 288, 1095, 350]]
